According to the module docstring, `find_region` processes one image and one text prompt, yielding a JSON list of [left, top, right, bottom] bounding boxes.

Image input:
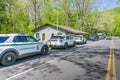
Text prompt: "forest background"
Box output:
[[0, 0, 120, 36]]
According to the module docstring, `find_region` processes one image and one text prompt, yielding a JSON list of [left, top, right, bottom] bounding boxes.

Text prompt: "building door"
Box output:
[[42, 33, 45, 41]]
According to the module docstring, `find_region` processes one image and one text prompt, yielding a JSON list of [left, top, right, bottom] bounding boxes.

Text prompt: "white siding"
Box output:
[[34, 26, 65, 41]]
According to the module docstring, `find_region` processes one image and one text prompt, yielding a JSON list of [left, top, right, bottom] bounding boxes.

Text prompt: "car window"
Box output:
[[26, 36, 38, 42], [66, 36, 69, 39], [69, 36, 73, 39], [0, 36, 9, 43], [107, 35, 111, 37], [13, 36, 27, 42], [66, 36, 73, 40]]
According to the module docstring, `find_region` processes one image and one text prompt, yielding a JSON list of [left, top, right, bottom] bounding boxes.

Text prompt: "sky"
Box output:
[[96, 0, 120, 11], [19, 0, 120, 12]]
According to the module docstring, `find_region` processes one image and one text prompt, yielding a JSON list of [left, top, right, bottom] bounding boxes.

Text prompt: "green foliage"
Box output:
[[0, 0, 119, 36], [114, 15, 120, 36], [0, 0, 31, 34], [117, 0, 120, 3]]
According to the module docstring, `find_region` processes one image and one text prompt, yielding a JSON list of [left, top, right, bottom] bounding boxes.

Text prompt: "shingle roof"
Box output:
[[33, 23, 89, 35]]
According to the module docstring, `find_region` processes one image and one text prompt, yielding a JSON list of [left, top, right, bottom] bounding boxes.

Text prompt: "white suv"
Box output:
[[0, 34, 48, 66], [50, 35, 75, 49], [73, 35, 87, 44]]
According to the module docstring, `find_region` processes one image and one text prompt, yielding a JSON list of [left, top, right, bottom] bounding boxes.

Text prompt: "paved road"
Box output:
[[0, 37, 120, 80]]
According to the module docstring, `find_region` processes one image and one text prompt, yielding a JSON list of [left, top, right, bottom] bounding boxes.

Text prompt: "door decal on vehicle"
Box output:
[[19, 47, 36, 51], [36, 44, 40, 50]]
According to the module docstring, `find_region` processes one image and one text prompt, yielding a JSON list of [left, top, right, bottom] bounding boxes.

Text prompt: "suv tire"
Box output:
[[64, 43, 68, 49], [1, 52, 17, 66], [41, 46, 48, 55]]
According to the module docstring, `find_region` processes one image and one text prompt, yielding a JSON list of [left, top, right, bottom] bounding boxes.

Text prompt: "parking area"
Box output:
[[0, 38, 120, 80]]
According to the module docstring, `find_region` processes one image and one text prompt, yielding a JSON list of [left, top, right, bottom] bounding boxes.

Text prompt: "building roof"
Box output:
[[33, 23, 89, 35]]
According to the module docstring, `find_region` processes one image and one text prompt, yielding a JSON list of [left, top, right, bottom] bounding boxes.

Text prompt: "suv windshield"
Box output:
[[0, 36, 9, 43], [51, 36, 65, 39]]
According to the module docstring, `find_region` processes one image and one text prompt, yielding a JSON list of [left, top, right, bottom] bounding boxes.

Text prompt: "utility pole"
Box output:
[[57, 12, 59, 31], [34, 0, 37, 29]]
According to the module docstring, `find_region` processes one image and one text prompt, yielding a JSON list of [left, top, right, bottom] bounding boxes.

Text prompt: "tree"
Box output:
[[0, 0, 9, 33], [58, 0, 73, 27], [117, 0, 120, 3], [26, 0, 43, 29], [75, 0, 95, 31], [0, 0, 30, 34], [114, 15, 120, 36]]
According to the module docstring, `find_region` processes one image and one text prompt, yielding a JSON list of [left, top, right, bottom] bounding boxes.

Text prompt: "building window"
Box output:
[[51, 33, 54, 37], [36, 33, 40, 39], [42, 33, 45, 41]]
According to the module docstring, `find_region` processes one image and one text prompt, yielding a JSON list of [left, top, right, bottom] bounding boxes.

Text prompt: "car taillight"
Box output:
[[59, 39, 63, 43]]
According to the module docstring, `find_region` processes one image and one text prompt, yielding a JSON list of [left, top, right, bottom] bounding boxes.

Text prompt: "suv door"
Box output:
[[66, 36, 73, 46], [26, 36, 42, 52], [13, 36, 40, 55], [69, 36, 74, 45], [66, 36, 70, 46]]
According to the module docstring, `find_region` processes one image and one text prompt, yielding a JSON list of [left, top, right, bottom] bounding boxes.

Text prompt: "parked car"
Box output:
[[89, 35, 99, 41], [0, 34, 48, 66], [50, 35, 75, 49], [106, 35, 112, 40], [97, 33, 105, 39], [73, 35, 87, 44]]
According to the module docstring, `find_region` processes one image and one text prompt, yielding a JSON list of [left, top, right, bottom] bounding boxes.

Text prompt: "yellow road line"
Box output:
[[106, 43, 112, 80], [106, 39, 117, 80], [112, 42, 117, 80]]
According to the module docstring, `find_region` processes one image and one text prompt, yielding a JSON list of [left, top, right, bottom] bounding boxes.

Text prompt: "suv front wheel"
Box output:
[[1, 52, 17, 66], [41, 46, 48, 55]]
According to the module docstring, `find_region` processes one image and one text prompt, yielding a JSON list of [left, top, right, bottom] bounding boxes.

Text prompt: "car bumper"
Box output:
[[106, 38, 111, 40], [74, 41, 83, 44], [50, 44, 64, 48]]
